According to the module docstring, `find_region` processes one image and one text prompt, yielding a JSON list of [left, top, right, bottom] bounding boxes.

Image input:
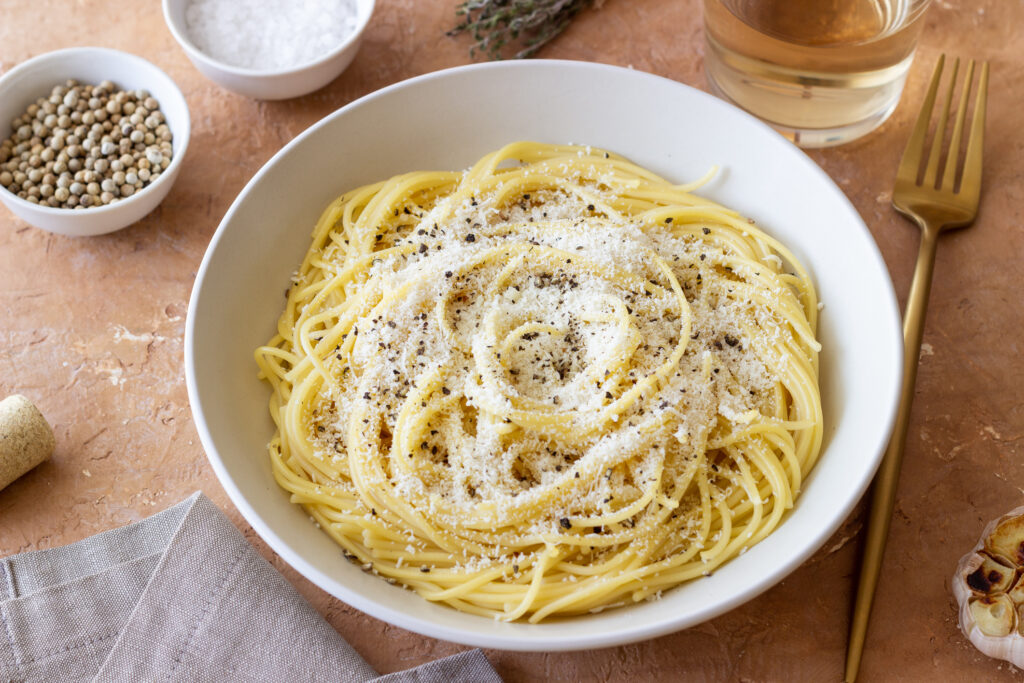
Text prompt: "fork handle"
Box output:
[[844, 220, 941, 682]]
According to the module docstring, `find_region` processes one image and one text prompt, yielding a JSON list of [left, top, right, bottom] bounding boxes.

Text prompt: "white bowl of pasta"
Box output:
[[186, 60, 902, 650]]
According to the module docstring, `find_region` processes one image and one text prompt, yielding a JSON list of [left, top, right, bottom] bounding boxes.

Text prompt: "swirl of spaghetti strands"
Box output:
[[255, 142, 822, 622]]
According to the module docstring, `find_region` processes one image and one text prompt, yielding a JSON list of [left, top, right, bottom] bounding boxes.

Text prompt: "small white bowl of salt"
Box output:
[[163, 0, 374, 100]]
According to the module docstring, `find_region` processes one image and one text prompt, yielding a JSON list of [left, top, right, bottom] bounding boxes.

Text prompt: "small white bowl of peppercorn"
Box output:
[[0, 47, 190, 236]]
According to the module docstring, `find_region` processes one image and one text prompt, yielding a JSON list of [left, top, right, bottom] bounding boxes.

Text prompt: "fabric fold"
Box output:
[[1, 492, 502, 683]]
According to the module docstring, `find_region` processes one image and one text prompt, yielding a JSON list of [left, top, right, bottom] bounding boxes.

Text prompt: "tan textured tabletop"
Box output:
[[2, 1, 1022, 680]]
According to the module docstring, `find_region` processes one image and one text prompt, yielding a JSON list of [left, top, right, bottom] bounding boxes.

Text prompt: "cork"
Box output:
[[0, 395, 56, 491]]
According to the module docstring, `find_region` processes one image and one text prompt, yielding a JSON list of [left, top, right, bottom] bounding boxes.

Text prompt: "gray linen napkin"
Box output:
[[0, 492, 502, 682]]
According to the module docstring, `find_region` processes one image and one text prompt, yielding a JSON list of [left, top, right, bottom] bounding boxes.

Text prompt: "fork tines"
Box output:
[[897, 54, 989, 198]]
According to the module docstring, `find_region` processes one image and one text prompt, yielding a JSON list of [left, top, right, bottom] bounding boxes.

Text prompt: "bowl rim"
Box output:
[[185, 59, 903, 651], [161, 0, 376, 78], [0, 46, 191, 219]]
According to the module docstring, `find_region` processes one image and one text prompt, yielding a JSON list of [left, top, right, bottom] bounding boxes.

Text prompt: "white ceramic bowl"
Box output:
[[162, 0, 374, 100], [0, 47, 190, 237], [186, 60, 903, 651]]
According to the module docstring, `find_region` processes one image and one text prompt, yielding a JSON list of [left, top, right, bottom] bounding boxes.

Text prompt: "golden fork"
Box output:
[[844, 54, 989, 683]]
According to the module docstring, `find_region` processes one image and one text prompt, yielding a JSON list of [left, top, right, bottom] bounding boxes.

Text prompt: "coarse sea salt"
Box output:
[[184, 0, 359, 71]]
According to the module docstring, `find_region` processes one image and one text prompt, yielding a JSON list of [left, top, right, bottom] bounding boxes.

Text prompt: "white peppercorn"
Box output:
[[1, 80, 172, 210]]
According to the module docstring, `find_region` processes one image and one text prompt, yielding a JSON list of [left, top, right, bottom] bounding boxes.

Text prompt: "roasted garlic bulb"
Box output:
[[954, 507, 1024, 665]]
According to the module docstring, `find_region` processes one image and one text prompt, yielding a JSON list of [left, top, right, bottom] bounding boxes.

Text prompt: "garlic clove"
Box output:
[[969, 594, 1016, 637], [1009, 573, 1024, 606], [965, 552, 1017, 594], [954, 505, 1024, 667], [985, 514, 1024, 566]]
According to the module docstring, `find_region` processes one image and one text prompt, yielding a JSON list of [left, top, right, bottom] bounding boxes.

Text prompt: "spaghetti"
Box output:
[[255, 142, 822, 621]]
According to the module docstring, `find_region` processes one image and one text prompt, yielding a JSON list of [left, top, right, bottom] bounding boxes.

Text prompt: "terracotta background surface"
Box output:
[[2, 0, 1022, 680]]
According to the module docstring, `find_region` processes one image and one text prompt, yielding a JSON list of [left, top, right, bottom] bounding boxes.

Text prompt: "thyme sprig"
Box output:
[[448, 0, 598, 60]]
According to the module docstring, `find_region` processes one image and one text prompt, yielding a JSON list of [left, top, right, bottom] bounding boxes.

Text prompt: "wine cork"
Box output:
[[0, 395, 55, 491]]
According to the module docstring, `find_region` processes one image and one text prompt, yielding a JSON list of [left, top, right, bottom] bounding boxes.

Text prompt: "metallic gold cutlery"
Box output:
[[844, 53, 989, 682]]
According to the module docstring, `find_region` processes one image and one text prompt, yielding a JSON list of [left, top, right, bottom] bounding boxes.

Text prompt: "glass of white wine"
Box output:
[[703, 0, 933, 147]]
